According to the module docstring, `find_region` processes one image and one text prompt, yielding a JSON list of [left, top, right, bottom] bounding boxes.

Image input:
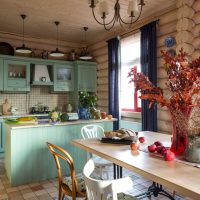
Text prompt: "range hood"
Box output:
[[31, 64, 53, 86]]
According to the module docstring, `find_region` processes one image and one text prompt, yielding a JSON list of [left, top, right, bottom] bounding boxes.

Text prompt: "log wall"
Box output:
[[89, 8, 179, 134]]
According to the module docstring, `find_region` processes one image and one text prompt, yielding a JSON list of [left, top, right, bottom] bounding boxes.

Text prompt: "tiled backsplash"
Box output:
[[0, 86, 68, 114]]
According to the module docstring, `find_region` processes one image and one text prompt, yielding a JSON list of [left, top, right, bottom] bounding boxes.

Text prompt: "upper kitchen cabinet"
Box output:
[[3, 60, 30, 92], [74, 61, 97, 92], [0, 58, 3, 91], [52, 62, 74, 92]]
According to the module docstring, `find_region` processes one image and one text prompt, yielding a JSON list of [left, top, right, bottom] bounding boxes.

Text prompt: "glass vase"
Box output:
[[170, 109, 191, 156]]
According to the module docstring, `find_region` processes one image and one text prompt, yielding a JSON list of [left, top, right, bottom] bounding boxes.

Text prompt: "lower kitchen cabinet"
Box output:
[[5, 120, 113, 186], [3, 60, 30, 92], [0, 122, 4, 153], [0, 59, 3, 91]]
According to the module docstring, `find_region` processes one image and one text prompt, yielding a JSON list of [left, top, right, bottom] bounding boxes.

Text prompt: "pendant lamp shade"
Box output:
[[79, 27, 92, 60], [16, 14, 32, 54], [50, 21, 64, 57]]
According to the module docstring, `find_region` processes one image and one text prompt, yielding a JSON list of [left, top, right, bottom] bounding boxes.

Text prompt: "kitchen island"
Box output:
[[5, 119, 115, 186]]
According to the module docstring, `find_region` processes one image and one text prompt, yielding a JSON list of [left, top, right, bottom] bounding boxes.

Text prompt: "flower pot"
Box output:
[[78, 108, 89, 119]]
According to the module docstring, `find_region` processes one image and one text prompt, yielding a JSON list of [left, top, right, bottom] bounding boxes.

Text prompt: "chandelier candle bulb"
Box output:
[[99, 1, 109, 16], [127, 0, 138, 16]]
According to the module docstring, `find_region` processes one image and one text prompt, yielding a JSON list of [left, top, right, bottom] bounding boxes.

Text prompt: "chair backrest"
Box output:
[[47, 142, 78, 194], [83, 159, 133, 200], [81, 124, 105, 139]]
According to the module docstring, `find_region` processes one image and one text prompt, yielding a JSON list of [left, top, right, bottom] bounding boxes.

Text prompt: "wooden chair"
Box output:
[[81, 124, 113, 179], [47, 142, 86, 200], [83, 159, 138, 200]]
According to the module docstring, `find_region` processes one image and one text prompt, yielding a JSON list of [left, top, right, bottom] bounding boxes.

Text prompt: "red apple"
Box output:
[[139, 137, 145, 143], [130, 141, 140, 151], [154, 141, 163, 147], [156, 145, 163, 154], [160, 146, 167, 155], [148, 144, 157, 153], [164, 150, 175, 161]]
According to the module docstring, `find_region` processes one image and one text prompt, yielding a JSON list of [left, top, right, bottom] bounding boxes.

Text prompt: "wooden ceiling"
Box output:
[[0, 0, 176, 44]]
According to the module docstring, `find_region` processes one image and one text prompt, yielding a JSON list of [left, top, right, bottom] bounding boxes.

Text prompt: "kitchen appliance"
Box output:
[[66, 113, 79, 121]]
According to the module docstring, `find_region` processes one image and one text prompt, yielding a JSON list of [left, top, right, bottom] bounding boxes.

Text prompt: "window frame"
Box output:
[[120, 32, 142, 113]]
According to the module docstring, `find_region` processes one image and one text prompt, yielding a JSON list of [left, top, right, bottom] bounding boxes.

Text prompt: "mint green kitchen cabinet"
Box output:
[[3, 60, 30, 92], [0, 59, 3, 91], [5, 120, 113, 186], [0, 122, 3, 153], [52, 63, 74, 92], [75, 61, 97, 92]]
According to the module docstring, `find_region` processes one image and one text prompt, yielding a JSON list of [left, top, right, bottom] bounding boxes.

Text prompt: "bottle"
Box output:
[[67, 104, 73, 113]]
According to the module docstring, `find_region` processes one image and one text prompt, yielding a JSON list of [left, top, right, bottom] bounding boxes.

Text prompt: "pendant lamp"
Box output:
[[50, 21, 64, 57], [16, 14, 32, 54], [79, 27, 92, 60]]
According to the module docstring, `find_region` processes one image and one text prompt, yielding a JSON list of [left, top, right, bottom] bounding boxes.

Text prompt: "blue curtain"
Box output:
[[140, 21, 157, 131], [107, 37, 120, 130]]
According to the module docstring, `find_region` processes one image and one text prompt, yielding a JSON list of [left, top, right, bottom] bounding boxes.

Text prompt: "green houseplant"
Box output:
[[78, 91, 97, 119]]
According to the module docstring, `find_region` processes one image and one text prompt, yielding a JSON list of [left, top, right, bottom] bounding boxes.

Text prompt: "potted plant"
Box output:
[[78, 91, 97, 119]]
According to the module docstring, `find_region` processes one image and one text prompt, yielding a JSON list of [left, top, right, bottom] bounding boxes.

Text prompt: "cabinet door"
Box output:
[[4, 60, 30, 92], [53, 64, 74, 92], [78, 64, 96, 92], [0, 122, 3, 153], [0, 59, 3, 91]]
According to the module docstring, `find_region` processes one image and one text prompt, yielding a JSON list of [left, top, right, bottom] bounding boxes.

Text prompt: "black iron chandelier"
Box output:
[[88, 0, 145, 31]]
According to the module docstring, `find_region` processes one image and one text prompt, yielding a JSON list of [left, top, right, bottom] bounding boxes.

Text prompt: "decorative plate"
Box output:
[[164, 36, 176, 47], [0, 42, 14, 55]]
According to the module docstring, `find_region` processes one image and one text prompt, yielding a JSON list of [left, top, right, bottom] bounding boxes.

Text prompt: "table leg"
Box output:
[[135, 182, 175, 200], [113, 164, 123, 179]]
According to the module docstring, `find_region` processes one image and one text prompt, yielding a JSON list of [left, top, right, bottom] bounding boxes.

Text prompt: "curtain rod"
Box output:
[[120, 19, 160, 38]]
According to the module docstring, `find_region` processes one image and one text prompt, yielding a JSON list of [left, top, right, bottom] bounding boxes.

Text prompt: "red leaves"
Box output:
[[128, 49, 200, 112]]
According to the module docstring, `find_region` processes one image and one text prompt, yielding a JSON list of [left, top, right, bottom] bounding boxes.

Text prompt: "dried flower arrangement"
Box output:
[[128, 49, 200, 155]]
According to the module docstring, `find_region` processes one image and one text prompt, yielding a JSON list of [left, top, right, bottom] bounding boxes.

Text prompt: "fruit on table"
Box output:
[[155, 145, 163, 154], [139, 137, 145, 143], [154, 141, 163, 146], [148, 144, 157, 152], [130, 141, 140, 151], [164, 150, 175, 161]]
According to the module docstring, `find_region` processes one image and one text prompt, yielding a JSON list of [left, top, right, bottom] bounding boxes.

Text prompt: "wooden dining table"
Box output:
[[71, 131, 200, 200]]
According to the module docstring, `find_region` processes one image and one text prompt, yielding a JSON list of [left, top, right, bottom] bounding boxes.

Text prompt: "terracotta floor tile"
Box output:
[[23, 192, 36, 199], [18, 184, 30, 190], [31, 185, 44, 192], [6, 187, 19, 193], [20, 188, 33, 195], [34, 189, 47, 196]]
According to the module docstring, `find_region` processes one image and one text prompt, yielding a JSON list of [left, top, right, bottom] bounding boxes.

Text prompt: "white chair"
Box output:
[[81, 124, 113, 179], [83, 159, 138, 200]]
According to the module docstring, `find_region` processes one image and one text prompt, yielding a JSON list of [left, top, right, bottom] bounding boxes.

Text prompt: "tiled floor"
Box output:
[[0, 159, 190, 200]]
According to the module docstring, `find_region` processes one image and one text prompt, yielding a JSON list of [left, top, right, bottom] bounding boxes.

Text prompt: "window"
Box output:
[[120, 32, 141, 112]]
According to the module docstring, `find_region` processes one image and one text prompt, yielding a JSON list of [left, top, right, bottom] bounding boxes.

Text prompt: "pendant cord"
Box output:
[[22, 18, 24, 45]]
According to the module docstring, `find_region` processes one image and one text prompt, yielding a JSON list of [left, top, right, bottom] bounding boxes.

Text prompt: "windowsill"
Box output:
[[121, 111, 141, 123], [121, 111, 141, 119]]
